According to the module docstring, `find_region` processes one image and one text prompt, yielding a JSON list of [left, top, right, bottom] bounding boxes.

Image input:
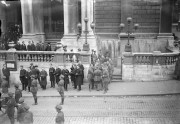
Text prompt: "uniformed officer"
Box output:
[[49, 64, 55, 88], [75, 65, 83, 91], [26, 67, 32, 92], [22, 105, 33, 124], [87, 64, 94, 91], [14, 84, 22, 104], [57, 75, 65, 105], [55, 104, 64, 124], [6, 92, 16, 124], [55, 66, 61, 85], [102, 65, 110, 94], [30, 77, 38, 105], [94, 66, 102, 91], [2, 64, 10, 87], [17, 98, 27, 123], [20, 65, 27, 90], [40, 68, 48, 90], [62, 65, 69, 91]]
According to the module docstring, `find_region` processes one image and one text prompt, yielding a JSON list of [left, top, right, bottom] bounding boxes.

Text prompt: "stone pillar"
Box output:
[[157, 0, 174, 52], [61, 0, 79, 51], [80, 0, 97, 52], [0, 4, 6, 35]]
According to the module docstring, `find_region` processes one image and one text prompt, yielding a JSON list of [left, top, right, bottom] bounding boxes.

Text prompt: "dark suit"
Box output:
[[21, 44, 27, 51], [62, 69, 69, 90], [45, 44, 52, 51], [75, 68, 83, 90], [55, 68, 61, 85], [20, 69, 27, 90], [31, 44, 36, 51]]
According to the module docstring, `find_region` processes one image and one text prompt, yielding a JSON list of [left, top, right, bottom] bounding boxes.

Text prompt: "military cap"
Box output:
[[24, 105, 30, 110], [14, 83, 19, 88], [19, 98, 24, 103], [55, 104, 62, 110], [8, 92, 14, 97]]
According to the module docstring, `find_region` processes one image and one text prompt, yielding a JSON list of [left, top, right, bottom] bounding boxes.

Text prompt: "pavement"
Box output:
[[6, 80, 180, 97]]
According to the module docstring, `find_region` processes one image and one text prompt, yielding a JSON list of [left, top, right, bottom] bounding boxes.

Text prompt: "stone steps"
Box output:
[[112, 74, 122, 82]]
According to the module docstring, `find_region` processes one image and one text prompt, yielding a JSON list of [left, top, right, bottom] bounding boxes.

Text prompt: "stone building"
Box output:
[[0, 0, 179, 64]]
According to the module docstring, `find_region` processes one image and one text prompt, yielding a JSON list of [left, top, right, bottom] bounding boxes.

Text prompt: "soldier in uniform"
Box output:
[[87, 64, 94, 91], [20, 65, 27, 90], [49, 64, 55, 88], [17, 98, 27, 124], [102, 65, 110, 94], [26, 67, 32, 92], [2, 64, 10, 88], [94, 66, 102, 91], [30, 77, 38, 105], [22, 105, 33, 124], [55, 104, 64, 124], [40, 68, 48, 90], [75, 65, 83, 91], [78, 61, 84, 85], [55, 66, 61, 85], [6, 92, 16, 124], [62, 65, 69, 91], [33, 65, 40, 86], [57, 75, 65, 105], [14, 84, 22, 104], [70, 64, 77, 89]]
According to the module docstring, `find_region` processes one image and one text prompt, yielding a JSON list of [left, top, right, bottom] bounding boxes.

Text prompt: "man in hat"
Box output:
[[6, 92, 16, 124], [22, 105, 33, 124], [49, 64, 55, 88], [27, 41, 32, 51], [17, 98, 27, 123], [55, 66, 61, 86], [35, 42, 41, 51], [26, 67, 32, 92], [40, 68, 48, 90], [2, 64, 10, 88], [20, 65, 27, 90], [14, 84, 22, 104], [62, 65, 69, 91], [30, 77, 38, 105], [75, 65, 83, 91], [21, 41, 27, 51], [78, 61, 84, 85], [1, 79, 9, 94], [55, 104, 64, 124], [57, 75, 65, 105], [31, 41, 36, 51], [45, 42, 52, 51], [15, 41, 21, 50], [94, 66, 102, 91]]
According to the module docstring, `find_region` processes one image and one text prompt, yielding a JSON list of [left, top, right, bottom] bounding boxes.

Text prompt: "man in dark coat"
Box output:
[[15, 42, 21, 51], [62, 65, 69, 91], [94, 66, 102, 91], [87, 64, 94, 91], [6, 92, 16, 124], [14, 84, 22, 104], [30, 77, 38, 105], [75, 65, 83, 91], [31, 41, 36, 51], [55, 66, 61, 85], [70, 64, 77, 89], [26, 67, 32, 92], [78, 61, 84, 85], [49, 64, 55, 88], [27, 41, 32, 51], [36, 43, 41, 51], [21, 41, 27, 51], [34, 65, 40, 86], [2, 64, 10, 88], [20, 65, 27, 90], [40, 43, 46, 51], [40, 68, 48, 90], [45, 43, 52, 51]]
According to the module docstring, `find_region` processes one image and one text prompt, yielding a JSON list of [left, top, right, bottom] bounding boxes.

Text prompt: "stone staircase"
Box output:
[[112, 74, 122, 82]]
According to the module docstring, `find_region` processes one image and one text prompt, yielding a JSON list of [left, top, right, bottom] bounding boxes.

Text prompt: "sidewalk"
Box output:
[[6, 80, 180, 97]]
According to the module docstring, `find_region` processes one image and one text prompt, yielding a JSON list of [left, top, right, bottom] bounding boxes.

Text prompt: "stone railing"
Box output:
[[122, 52, 180, 81], [0, 50, 91, 64]]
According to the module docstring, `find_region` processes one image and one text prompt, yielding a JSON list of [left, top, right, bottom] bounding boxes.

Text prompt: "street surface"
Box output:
[[1, 95, 180, 124]]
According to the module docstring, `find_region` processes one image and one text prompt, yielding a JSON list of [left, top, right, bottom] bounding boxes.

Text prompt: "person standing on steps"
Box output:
[[57, 75, 65, 105]]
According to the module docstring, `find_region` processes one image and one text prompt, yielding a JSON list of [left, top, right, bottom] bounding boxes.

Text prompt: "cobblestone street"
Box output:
[[1, 95, 180, 124]]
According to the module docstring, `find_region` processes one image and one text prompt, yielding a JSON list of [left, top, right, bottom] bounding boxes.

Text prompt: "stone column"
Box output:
[[61, 0, 79, 51], [157, 0, 174, 52], [0, 4, 6, 35]]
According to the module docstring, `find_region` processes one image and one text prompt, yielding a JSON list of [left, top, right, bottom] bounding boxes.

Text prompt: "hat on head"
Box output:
[[30, 63, 33, 65], [24, 105, 30, 110], [56, 104, 62, 110], [19, 98, 24, 103], [8, 92, 14, 97], [14, 84, 19, 88]]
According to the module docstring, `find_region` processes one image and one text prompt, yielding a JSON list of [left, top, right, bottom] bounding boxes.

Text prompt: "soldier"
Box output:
[[55, 66, 61, 85], [78, 61, 84, 85], [30, 77, 38, 105], [26, 67, 32, 92], [70, 64, 77, 89], [34, 65, 40, 86], [2, 64, 10, 88], [20, 65, 27, 90], [87, 64, 94, 91], [49, 64, 55, 88], [22, 105, 33, 124], [17, 98, 27, 124], [14, 84, 22, 104], [55, 104, 64, 124], [62, 65, 69, 91], [45, 42, 52, 51], [21, 41, 27, 51], [6, 92, 16, 124], [27, 41, 32, 51], [102, 65, 110, 94], [94, 66, 102, 91], [75, 65, 83, 91], [57, 75, 65, 105], [40, 68, 48, 90]]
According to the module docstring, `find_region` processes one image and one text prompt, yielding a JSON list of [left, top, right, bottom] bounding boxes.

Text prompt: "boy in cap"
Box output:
[[17, 98, 27, 123], [23, 105, 33, 124], [57, 75, 65, 105], [55, 104, 64, 124], [6, 92, 16, 124], [14, 84, 22, 104]]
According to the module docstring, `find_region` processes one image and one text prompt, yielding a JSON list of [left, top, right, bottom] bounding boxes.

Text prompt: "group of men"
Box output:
[[15, 41, 52, 51]]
